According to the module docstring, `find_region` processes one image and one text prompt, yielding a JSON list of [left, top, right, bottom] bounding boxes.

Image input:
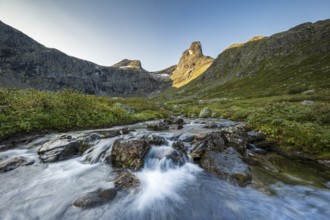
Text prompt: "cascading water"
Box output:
[[0, 120, 329, 220]]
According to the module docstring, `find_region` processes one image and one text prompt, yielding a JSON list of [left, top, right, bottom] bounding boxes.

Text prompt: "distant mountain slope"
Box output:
[[168, 19, 330, 99], [170, 41, 213, 88], [0, 21, 170, 96]]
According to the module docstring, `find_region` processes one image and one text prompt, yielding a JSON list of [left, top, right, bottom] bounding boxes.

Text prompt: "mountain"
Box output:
[[170, 19, 330, 99], [0, 21, 170, 96], [170, 41, 213, 88], [112, 59, 144, 70]]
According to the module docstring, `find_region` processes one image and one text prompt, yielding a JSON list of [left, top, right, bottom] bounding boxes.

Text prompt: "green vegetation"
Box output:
[[154, 44, 330, 160], [0, 88, 168, 138], [165, 93, 330, 159]]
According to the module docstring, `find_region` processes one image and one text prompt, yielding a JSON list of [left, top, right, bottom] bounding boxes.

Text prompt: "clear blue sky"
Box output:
[[0, 0, 329, 71]]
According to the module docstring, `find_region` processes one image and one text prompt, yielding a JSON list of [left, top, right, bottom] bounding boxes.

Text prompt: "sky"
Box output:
[[0, 0, 329, 71]]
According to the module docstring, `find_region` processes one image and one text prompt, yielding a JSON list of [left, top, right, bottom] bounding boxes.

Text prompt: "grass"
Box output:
[[0, 88, 168, 139], [164, 94, 330, 159], [1, 87, 329, 160]]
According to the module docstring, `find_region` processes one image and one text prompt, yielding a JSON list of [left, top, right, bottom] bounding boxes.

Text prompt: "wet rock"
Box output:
[[78, 134, 102, 154], [179, 134, 195, 142], [147, 121, 169, 131], [190, 131, 226, 159], [109, 139, 150, 170], [199, 107, 212, 118], [38, 133, 100, 163], [217, 121, 239, 128], [172, 140, 188, 159], [38, 139, 81, 163], [253, 141, 276, 150], [172, 140, 186, 153], [220, 124, 247, 155], [247, 143, 267, 154], [247, 131, 266, 143], [246, 150, 278, 172], [177, 124, 184, 130], [0, 156, 34, 172], [164, 117, 184, 126], [73, 188, 117, 208], [146, 134, 168, 146], [148, 147, 186, 167], [165, 150, 186, 166], [200, 148, 252, 187], [96, 127, 131, 138], [112, 171, 140, 189]]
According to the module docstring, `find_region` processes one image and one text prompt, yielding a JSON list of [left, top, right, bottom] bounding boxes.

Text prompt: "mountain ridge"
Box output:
[[0, 20, 171, 96], [166, 18, 330, 100]]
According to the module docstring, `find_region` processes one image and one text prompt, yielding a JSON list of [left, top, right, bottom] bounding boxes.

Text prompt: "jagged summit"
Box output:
[[170, 41, 214, 88], [112, 59, 143, 70], [186, 41, 203, 57]]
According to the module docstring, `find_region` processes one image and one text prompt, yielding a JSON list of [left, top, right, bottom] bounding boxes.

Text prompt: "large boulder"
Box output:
[[38, 139, 81, 163], [220, 124, 248, 155], [112, 171, 140, 189], [190, 131, 226, 159], [0, 156, 34, 172], [200, 148, 252, 187], [164, 117, 185, 130], [145, 134, 168, 146], [73, 188, 117, 208], [38, 133, 100, 163], [147, 121, 169, 131], [109, 139, 150, 170]]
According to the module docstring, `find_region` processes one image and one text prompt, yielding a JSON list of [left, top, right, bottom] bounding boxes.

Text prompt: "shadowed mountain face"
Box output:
[[170, 19, 330, 99], [170, 41, 214, 88], [0, 21, 171, 97]]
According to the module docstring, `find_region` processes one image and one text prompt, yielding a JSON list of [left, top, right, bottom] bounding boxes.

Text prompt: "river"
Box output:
[[0, 119, 329, 220]]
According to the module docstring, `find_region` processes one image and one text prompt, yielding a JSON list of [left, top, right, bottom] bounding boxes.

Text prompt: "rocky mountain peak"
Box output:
[[112, 59, 143, 70], [186, 41, 203, 57], [170, 41, 214, 87]]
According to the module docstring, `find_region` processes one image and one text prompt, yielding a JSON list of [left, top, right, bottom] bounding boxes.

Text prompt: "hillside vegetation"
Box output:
[[0, 88, 167, 139]]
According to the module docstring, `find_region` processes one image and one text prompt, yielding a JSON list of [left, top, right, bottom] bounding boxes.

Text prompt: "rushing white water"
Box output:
[[0, 119, 329, 220]]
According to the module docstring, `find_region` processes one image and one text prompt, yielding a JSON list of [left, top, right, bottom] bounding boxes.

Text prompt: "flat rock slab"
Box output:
[[38, 138, 81, 163], [0, 156, 34, 172], [200, 147, 252, 187]]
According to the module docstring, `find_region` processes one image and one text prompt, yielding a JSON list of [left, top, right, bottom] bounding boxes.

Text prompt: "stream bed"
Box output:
[[0, 119, 329, 220]]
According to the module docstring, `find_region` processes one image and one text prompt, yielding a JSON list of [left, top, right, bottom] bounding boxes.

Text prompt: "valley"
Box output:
[[0, 17, 329, 220]]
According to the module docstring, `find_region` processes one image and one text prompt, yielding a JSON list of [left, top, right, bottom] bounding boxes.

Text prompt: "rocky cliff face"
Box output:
[[175, 19, 330, 98], [0, 21, 170, 96], [170, 41, 213, 87]]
